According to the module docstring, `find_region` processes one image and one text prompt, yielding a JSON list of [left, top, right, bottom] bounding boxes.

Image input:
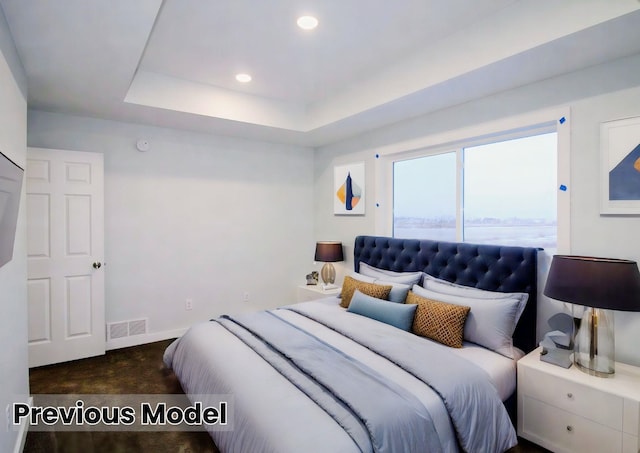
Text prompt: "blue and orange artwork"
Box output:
[[336, 172, 362, 211], [334, 162, 365, 214], [609, 143, 640, 200]]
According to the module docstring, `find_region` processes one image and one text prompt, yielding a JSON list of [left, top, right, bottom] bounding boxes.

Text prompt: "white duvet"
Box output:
[[164, 298, 517, 453]]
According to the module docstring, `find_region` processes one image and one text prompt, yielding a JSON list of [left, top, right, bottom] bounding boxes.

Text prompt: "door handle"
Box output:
[[92, 262, 102, 269]]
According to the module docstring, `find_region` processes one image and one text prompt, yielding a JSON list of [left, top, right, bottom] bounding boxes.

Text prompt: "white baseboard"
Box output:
[[106, 327, 188, 351], [12, 396, 32, 453]]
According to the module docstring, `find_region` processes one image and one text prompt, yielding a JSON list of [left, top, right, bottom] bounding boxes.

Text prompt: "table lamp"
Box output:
[[314, 241, 344, 289], [543, 255, 640, 377]]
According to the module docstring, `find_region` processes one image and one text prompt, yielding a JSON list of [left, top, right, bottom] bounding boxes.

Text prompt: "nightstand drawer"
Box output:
[[521, 395, 623, 453], [521, 366, 623, 430]]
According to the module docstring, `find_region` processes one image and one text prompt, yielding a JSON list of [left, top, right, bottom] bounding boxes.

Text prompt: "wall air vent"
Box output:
[[128, 319, 147, 336], [107, 318, 148, 341]]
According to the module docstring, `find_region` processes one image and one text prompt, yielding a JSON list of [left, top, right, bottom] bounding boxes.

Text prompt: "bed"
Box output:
[[164, 235, 539, 453]]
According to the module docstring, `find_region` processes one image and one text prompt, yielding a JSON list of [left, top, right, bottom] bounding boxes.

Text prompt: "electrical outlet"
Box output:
[[243, 292, 250, 302], [185, 299, 193, 311]]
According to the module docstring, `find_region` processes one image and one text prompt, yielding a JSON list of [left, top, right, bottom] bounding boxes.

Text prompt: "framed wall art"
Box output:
[[600, 116, 640, 214], [334, 162, 365, 215]]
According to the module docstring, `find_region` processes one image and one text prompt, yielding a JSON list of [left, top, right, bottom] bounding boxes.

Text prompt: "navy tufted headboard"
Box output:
[[354, 235, 539, 353]]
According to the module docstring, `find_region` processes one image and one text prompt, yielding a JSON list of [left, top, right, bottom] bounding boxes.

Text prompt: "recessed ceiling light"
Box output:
[[297, 15, 318, 30], [235, 73, 252, 83]]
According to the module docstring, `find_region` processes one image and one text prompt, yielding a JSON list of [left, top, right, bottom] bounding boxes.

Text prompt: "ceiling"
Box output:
[[2, 0, 640, 147]]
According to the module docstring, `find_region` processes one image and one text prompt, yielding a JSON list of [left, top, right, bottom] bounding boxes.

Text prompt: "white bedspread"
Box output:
[[164, 298, 517, 453]]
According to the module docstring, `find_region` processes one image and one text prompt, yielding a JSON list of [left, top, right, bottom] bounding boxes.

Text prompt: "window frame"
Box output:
[[373, 109, 570, 254]]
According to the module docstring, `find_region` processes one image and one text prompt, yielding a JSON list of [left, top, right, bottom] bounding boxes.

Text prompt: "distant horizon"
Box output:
[[393, 224, 557, 249], [394, 215, 557, 226]]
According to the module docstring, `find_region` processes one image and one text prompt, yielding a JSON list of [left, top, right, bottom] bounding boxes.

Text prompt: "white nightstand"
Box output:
[[296, 285, 341, 302], [517, 347, 640, 453]]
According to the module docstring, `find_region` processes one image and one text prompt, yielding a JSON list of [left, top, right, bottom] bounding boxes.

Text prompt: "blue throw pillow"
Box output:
[[378, 280, 411, 303], [347, 290, 417, 331]]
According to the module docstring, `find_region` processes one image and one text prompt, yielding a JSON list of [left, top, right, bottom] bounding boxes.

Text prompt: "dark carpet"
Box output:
[[24, 339, 219, 453], [24, 339, 549, 453]]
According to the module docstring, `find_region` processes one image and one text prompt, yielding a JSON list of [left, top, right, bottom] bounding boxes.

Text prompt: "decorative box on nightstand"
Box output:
[[296, 285, 341, 302], [517, 347, 640, 453]]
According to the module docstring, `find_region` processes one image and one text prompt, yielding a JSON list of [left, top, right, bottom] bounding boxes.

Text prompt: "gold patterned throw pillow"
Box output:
[[406, 291, 470, 348], [339, 276, 392, 308]]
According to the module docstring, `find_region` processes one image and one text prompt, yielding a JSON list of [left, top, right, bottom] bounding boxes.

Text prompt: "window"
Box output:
[[394, 152, 457, 241], [392, 132, 558, 249]]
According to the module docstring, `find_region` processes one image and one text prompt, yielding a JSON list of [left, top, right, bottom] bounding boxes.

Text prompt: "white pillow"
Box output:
[[351, 271, 410, 303], [421, 273, 529, 324], [411, 284, 528, 359], [359, 263, 422, 285], [349, 272, 377, 283]]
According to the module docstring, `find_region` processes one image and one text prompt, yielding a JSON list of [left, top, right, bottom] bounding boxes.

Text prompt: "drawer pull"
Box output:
[[566, 425, 573, 432], [566, 392, 573, 399]]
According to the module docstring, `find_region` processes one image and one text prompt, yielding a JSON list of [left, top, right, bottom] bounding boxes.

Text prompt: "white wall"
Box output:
[[314, 52, 640, 367], [0, 6, 29, 453], [570, 87, 640, 367], [27, 111, 315, 344]]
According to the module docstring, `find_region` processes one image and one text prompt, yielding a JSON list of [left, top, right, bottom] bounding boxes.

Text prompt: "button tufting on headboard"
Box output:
[[353, 235, 539, 353]]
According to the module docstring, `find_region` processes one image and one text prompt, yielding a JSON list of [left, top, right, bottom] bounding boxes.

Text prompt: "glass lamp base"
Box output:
[[320, 262, 336, 286], [573, 307, 615, 377]]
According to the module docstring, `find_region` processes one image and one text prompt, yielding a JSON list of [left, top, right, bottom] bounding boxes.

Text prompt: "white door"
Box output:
[[26, 147, 105, 367]]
